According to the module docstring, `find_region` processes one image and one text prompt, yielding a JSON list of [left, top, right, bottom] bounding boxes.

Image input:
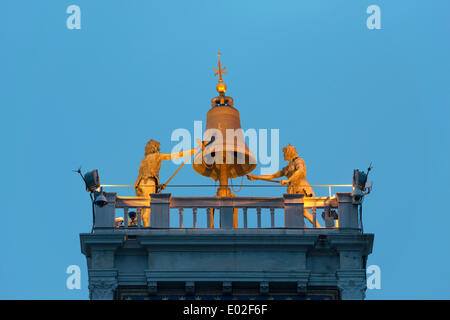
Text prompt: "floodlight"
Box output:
[[353, 169, 368, 191], [322, 207, 338, 228], [84, 170, 100, 192], [93, 190, 108, 207], [128, 211, 137, 227], [352, 165, 373, 198], [114, 217, 124, 227]]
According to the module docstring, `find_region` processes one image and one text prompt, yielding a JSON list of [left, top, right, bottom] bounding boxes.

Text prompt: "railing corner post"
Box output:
[[283, 193, 304, 228], [220, 206, 234, 229], [93, 192, 117, 231], [336, 192, 359, 229], [150, 193, 171, 228]]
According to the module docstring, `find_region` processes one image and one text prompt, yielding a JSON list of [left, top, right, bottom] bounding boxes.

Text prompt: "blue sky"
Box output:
[[1, 0, 449, 299]]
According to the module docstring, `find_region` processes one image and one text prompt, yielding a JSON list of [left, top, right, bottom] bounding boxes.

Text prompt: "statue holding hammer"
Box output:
[[247, 144, 319, 226], [135, 139, 202, 227]]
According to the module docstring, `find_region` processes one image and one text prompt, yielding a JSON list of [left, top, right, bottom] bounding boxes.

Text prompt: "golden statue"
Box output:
[[247, 144, 320, 227], [134, 139, 199, 227]]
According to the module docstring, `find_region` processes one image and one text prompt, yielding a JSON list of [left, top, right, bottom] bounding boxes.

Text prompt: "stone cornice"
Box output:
[[144, 270, 311, 282], [80, 230, 374, 253], [80, 233, 125, 256]]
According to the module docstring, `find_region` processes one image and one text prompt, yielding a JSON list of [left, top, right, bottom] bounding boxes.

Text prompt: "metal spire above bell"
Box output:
[[193, 52, 256, 197], [213, 51, 227, 96]]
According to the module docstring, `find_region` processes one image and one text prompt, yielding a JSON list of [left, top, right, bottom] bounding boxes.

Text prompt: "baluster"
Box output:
[[207, 208, 212, 229], [243, 207, 248, 229], [137, 208, 142, 228], [312, 207, 317, 228], [123, 207, 128, 227], [215, 208, 218, 228], [179, 208, 184, 228], [193, 208, 198, 229], [257, 207, 262, 228], [270, 208, 275, 228]]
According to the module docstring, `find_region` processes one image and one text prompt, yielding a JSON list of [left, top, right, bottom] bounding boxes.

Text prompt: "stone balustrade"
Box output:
[[93, 192, 361, 232]]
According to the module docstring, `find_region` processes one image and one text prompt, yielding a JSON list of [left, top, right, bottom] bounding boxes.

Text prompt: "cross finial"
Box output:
[[213, 51, 227, 82], [213, 51, 227, 94]]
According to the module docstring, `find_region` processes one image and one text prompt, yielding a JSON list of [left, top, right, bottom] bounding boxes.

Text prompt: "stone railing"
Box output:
[[92, 192, 362, 231]]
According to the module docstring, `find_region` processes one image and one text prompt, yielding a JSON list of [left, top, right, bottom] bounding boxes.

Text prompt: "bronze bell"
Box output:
[[193, 53, 256, 197]]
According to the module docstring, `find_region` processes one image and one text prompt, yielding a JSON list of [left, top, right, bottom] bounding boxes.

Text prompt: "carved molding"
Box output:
[[148, 281, 158, 295], [185, 281, 195, 295], [259, 281, 269, 295], [338, 281, 366, 300], [223, 282, 232, 295], [336, 269, 366, 300], [88, 279, 118, 300], [337, 272, 366, 300]]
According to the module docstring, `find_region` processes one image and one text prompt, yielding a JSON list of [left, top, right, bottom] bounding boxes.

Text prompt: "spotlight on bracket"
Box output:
[[352, 163, 373, 199], [128, 211, 137, 227], [84, 170, 101, 192], [353, 169, 368, 191], [93, 190, 108, 207], [74, 167, 107, 231]]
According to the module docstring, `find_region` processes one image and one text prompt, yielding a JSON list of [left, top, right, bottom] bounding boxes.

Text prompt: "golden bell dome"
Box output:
[[193, 51, 256, 197]]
